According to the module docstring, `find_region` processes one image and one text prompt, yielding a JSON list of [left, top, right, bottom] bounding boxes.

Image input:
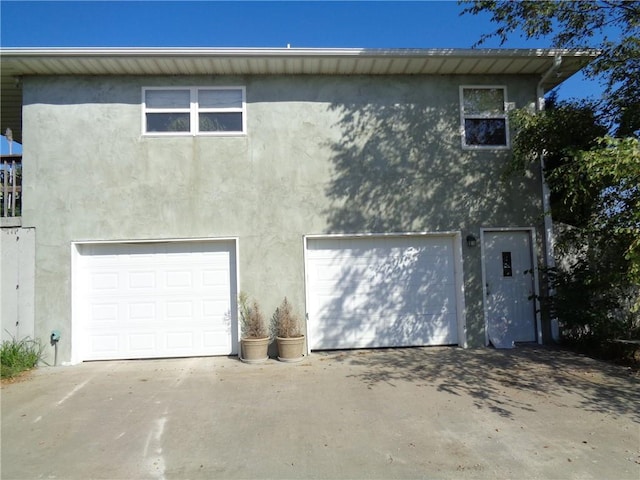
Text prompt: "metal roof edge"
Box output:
[[0, 46, 600, 58]]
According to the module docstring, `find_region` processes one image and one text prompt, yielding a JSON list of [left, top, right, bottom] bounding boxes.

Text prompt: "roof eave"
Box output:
[[0, 47, 598, 144]]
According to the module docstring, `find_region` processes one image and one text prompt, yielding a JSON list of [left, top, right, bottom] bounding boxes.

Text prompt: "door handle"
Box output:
[[486, 282, 490, 296]]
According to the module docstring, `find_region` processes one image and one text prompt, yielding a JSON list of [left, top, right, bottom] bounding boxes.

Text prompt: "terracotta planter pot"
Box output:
[[276, 335, 305, 363], [240, 337, 270, 363]]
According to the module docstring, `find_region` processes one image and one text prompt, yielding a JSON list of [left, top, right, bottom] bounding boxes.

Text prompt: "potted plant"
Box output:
[[238, 292, 270, 364], [272, 297, 305, 363]]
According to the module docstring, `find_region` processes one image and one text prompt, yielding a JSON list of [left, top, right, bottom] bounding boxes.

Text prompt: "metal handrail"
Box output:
[[1, 156, 22, 218]]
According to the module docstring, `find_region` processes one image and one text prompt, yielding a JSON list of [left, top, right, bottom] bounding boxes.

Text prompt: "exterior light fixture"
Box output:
[[466, 234, 477, 248]]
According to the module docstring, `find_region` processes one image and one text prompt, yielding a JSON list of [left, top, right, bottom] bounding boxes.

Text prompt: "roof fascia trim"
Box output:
[[0, 47, 599, 60]]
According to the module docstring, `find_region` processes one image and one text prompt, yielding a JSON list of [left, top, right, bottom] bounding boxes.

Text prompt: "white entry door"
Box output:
[[483, 231, 537, 345]]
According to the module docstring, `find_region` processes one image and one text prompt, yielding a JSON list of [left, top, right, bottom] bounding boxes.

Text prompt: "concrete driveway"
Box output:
[[1, 346, 638, 480]]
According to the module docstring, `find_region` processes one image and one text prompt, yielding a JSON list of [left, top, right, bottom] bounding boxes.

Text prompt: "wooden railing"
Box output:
[[1, 155, 22, 218]]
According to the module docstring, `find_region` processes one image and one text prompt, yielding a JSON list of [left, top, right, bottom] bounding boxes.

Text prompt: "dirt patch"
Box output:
[[1, 368, 35, 387]]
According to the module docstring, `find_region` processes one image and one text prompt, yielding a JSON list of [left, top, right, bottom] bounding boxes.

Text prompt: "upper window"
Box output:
[[460, 87, 508, 148], [143, 87, 246, 135]]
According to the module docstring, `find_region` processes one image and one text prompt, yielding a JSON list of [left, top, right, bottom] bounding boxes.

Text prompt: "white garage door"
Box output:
[[73, 240, 237, 361], [306, 235, 461, 350]]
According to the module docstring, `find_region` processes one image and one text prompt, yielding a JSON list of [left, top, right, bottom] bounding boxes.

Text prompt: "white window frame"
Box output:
[[459, 86, 510, 150], [142, 86, 246, 136]]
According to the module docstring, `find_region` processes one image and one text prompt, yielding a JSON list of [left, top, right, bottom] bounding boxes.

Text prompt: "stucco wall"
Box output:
[[21, 74, 545, 363]]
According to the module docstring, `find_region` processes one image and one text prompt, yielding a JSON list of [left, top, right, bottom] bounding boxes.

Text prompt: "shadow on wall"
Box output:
[[329, 346, 640, 422], [307, 236, 461, 349], [312, 96, 539, 348], [323, 98, 532, 233]]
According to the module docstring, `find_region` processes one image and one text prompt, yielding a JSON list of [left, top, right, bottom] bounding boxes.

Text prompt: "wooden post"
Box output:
[[2, 159, 7, 217]]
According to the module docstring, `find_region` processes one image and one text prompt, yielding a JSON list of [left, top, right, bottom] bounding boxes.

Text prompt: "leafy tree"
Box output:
[[570, 136, 640, 286], [510, 101, 639, 348], [509, 95, 608, 226], [461, 0, 640, 136], [463, 1, 640, 348]]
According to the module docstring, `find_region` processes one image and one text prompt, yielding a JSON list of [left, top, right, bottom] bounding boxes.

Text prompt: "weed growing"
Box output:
[[1, 336, 44, 379]]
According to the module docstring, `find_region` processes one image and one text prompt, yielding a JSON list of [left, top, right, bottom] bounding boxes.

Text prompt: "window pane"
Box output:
[[464, 119, 507, 146], [146, 113, 190, 132], [198, 89, 243, 109], [145, 89, 190, 109], [199, 112, 243, 132], [463, 88, 505, 115]]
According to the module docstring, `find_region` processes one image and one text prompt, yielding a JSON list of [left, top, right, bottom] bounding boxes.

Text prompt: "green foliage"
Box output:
[[272, 297, 303, 338], [1, 335, 44, 379], [549, 228, 639, 348], [569, 137, 640, 288], [508, 101, 639, 345], [509, 97, 608, 226], [238, 292, 269, 339], [550, 136, 640, 285], [461, 0, 640, 136]]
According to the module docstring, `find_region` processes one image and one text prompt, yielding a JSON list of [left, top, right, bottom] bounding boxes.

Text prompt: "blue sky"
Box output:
[[0, 0, 604, 154]]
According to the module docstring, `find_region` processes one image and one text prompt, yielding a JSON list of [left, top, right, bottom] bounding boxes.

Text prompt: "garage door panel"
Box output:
[[90, 334, 120, 354], [203, 330, 231, 349], [308, 239, 451, 255], [90, 303, 119, 322], [203, 269, 231, 286], [310, 258, 453, 286], [166, 331, 194, 349], [312, 283, 457, 314], [90, 272, 120, 291], [307, 236, 460, 350], [203, 298, 232, 316], [165, 301, 192, 319], [311, 313, 458, 349], [128, 301, 157, 321], [75, 240, 237, 361], [128, 271, 156, 289], [165, 270, 194, 288], [129, 333, 156, 352]]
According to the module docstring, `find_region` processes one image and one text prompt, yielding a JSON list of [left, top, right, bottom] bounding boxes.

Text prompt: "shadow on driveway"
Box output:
[[2, 345, 638, 480], [328, 345, 640, 422]]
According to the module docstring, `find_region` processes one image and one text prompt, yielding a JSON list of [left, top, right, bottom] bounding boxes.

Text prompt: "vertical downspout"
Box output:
[[537, 55, 562, 342]]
